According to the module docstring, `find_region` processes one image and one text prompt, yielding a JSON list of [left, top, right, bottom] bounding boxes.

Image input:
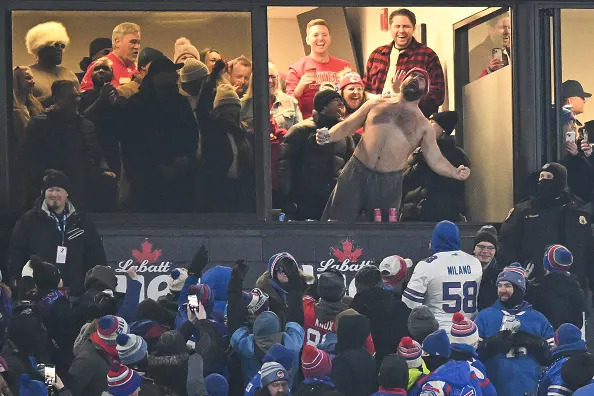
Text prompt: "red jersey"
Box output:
[[303, 296, 375, 355], [285, 55, 351, 119], [80, 52, 138, 91]]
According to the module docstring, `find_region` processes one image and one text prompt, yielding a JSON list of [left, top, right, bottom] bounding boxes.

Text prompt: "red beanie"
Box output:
[[301, 344, 332, 379]]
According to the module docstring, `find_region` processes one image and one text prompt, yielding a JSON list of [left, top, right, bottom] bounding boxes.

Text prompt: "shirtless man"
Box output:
[[317, 67, 470, 222]]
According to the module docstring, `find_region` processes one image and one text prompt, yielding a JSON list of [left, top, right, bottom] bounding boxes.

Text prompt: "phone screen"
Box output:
[[492, 48, 503, 61], [44, 365, 56, 385], [566, 131, 577, 143], [188, 295, 199, 309]]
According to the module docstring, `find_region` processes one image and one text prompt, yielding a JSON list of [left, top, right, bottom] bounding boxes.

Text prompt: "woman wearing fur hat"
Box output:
[[12, 66, 43, 149], [195, 59, 254, 213], [25, 21, 79, 106]]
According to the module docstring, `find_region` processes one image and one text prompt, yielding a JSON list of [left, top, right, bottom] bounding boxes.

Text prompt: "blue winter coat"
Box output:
[[475, 301, 555, 396], [450, 343, 497, 396], [231, 322, 304, 385], [537, 339, 587, 396], [410, 360, 485, 396], [201, 266, 232, 316], [575, 382, 594, 395]]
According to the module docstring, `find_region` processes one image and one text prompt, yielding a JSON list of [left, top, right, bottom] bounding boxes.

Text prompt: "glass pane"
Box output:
[[468, 11, 511, 83], [11, 10, 254, 214]]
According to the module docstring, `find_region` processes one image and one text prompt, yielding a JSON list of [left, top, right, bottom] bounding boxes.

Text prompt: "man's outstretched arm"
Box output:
[[421, 124, 470, 180], [317, 98, 378, 144]]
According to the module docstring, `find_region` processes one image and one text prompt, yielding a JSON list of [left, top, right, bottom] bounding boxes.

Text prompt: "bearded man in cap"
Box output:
[[278, 89, 354, 220], [7, 170, 106, 296], [475, 263, 554, 395], [318, 68, 470, 222], [401, 110, 471, 222], [498, 162, 593, 290]]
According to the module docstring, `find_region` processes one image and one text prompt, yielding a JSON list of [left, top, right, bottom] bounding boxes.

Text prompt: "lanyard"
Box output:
[[50, 211, 67, 245]]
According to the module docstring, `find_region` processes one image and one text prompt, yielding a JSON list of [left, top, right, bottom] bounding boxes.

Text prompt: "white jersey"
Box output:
[[403, 251, 483, 330]]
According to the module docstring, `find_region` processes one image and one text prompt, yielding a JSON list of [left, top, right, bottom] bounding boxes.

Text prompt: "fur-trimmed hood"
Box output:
[[26, 21, 70, 55]]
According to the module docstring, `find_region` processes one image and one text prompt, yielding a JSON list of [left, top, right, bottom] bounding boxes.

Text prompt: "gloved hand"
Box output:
[[189, 245, 209, 276], [210, 59, 227, 80], [228, 259, 248, 292], [513, 330, 551, 364], [481, 330, 514, 358]]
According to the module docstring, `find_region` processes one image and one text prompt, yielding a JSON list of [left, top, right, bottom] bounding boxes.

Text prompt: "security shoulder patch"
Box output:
[[579, 215, 588, 225]]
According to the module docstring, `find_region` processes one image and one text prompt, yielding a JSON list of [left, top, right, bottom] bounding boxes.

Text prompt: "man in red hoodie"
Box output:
[[285, 19, 351, 119]]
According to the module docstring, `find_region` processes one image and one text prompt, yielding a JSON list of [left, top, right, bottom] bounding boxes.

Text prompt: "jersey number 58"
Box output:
[[442, 281, 478, 314]]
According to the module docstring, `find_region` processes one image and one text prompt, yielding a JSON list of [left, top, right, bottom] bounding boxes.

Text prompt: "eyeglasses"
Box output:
[[476, 244, 496, 251], [52, 43, 66, 49]]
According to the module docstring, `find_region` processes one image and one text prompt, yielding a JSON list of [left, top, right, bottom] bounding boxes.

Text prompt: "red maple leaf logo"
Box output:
[[132, 240, 162, 264], [331, 239, 363, 263]]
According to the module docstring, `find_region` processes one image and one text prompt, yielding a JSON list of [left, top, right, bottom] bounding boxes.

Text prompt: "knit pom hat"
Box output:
[[116, 333, 148, 365], [173, 37, 200, 63], [242, 288, 270, 316], [379, 255, 409, 286], [555, 323, 583, 347], [205, 373, 229, 396], [408, 306, 439, 343], [187, 284, 214, 315], [26, 21, 70, 55], [168, 268, 188, 293], [29, 255, 61, 291], [260, 362, 289, 388], [97, 315, 129, 345], [397, 336, 423, 368], [338, 71, 364, 91], [497, 263, 527, 291], [422, 329, 451, 358], [544, 244, 573, 273], [450, 313, 479, 348], [268, 252, 300, 280], [180, 58, 208, 83], [107, 361, 142, 396], [301, 344, 332, 379], [253, 311, 281, 337], [317, 269, 346, 302], [264, 344, 295, 372], [213, 84, 240, 110]]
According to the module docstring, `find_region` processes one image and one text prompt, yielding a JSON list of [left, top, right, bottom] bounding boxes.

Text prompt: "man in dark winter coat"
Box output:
[[538, 323, 590, 396], [120, 56, 198, 212], [278, 89, 354, 220], [196, 59, 254, 213], [526, 245, 585, 330], [474, 225, 502, 311], [400, 110, 470, 222], [498, 162, 594, 289], [350, 265, 411, 367], [330, 314, 377, 396], [7, 170, 107, 296]]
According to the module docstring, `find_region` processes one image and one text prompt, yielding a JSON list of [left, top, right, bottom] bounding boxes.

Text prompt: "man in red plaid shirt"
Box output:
[[364, 9, 445, 117]]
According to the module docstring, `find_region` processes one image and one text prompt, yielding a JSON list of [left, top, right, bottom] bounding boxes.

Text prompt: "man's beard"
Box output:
[[403, 81, 423, 101]]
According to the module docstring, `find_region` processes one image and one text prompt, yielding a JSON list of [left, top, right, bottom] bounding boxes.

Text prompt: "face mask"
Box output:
[[536, 179, 560, 200], [500, 284, 525, 309]]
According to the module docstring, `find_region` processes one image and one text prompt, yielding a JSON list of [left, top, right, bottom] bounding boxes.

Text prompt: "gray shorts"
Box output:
[[321, 155, 404, 222]]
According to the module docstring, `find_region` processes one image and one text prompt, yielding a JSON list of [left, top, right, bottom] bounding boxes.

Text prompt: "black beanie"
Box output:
[[378, 354, 409, 389], [355, 265, 384, 291], [89, 38, 112, 58], [138, 47, 165, 69], [42, 169, 71, 194], [541, 162, 568, 192], [429, 111, 458, 135], [317, 269, 346, 302], [473, 225, 498, 249], [29, 255, 61, 291], [314, 89, 342, 113]]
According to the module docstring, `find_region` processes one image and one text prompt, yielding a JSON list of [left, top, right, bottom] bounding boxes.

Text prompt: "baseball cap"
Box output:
[[562, 80, 592, 99]]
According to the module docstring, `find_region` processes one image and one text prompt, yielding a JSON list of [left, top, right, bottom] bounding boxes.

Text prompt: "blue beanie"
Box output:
[[497, 263, 527, 291], [260, 361, 289, 388], [253, 311, 281, 337], [431, 221, 460, 254], [116, 333, 148, 365], [264, 344, 295, 371], [555, 323, 583, 347], [544, 245, 573, 273], [205, 373, 229, 396], [422, 329, 451, 358]]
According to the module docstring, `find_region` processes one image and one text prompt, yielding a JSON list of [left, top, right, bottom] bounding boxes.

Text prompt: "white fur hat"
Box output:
[[26, 21, 70, 55]]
